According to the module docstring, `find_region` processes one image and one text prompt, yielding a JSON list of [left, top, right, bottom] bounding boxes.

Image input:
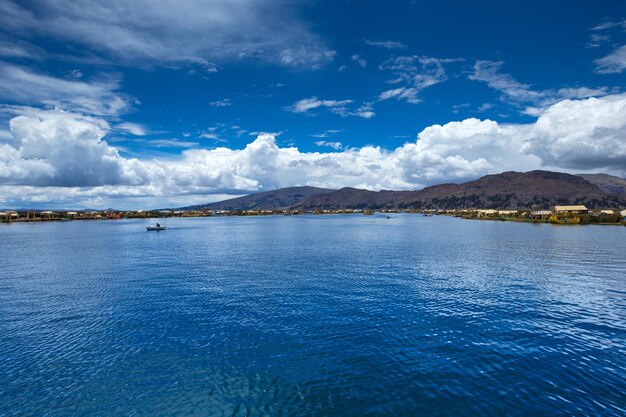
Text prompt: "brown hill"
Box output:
[[182, 186, 334, 211], [577, 173, 626, 196], [295, 171, 625, 210], [397, 170, 616, 209], [181, 171, 626, 211]]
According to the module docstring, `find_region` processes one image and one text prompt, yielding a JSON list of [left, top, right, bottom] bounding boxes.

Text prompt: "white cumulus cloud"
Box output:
[[1, 110, 144, 187], [525, 95, 626, 170], [1, 94, 625, 208]]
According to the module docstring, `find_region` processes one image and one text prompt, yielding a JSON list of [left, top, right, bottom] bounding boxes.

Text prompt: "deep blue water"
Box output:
[[0, 215, 625, 416]]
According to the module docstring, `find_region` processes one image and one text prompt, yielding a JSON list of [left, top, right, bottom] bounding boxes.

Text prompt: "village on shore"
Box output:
[[1, 205, 625, 225]]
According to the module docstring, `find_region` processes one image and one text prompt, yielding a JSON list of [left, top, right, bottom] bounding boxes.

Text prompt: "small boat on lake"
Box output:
[[146, 223, 167, 231]]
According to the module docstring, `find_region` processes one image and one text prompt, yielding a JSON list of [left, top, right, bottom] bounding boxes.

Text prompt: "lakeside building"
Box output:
[[498, 210, 518, 219], [554, 205, 589, 215], [529, 210, 552, 220], [2, 211, 19, 220], [476, 209, 497, 219], [590, 210, 615, 218]]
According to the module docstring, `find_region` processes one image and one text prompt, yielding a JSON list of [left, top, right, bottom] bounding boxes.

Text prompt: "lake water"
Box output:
[[0, 215, 625, 416]]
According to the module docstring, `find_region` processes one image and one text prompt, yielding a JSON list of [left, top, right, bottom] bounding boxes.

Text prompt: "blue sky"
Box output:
[[0, 0, 625, 209]]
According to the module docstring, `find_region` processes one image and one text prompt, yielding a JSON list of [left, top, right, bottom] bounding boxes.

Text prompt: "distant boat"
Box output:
[[146, 225, 167, 231]]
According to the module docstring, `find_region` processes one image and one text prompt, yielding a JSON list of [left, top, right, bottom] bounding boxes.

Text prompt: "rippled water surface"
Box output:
[[1, 215, 625, 416]]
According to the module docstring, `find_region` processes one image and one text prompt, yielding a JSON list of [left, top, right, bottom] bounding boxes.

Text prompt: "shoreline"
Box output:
[[2, 210, 625, 226]]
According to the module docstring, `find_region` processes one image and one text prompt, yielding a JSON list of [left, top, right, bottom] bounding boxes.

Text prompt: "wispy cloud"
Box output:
[[587, 19, 626, 72], [351, 54, 367, 68], [248, 130, 286, 138], [364, 40, 407, 50], [378, 87, 420, 104], [287, 97, 374, 119], [469, 60, 544, 103], [314, 140, 342, 150], [278, 48, 336, 70], [0, 62, 129, 116], [288, 97, 353, 113], [378, 55, 462, 104], [590, 20, 626, 31], [469, 60, 612, 114], [209, 99, 232, 107], [116, 122, 147, 136], [68, 69, 83, 78], [310, 129, 344, 138], [0, 0, 335, 69], [0, 37, 44, 59], [595, 45, 626, 74], [188, 58, 219, 74], [586, 33, 610, 48], [352, 102, 375, 119], [451, 103, 470, 114], [477, 103, 493, 112], [147, 139, 199, 148], [199, 130, 229, 142]]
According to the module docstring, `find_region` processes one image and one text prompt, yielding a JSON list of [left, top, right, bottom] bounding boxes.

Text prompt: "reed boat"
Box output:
[[549, 215, 580, 225]]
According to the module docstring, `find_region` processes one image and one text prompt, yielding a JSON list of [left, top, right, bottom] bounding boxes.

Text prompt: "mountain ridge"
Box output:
[[576, 173, 626, 196], [182, 171, 626, 211], [181, 186, 334, 211]]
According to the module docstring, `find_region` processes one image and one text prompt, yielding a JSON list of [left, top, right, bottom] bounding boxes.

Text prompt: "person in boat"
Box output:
[[156, 222, 160, 228]]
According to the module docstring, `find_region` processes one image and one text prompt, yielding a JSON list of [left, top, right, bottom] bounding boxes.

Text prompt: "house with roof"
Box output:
[[476, 209, 497, 219], [554, 205, 588, 215], [498, 210, 518, 219], [529, 210, 552, 220]]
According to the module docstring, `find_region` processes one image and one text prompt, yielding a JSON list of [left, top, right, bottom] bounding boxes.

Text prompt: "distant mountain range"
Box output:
[[181, 171, 626, 211], [576, 173, 626, 196], [182, 186, 334, 211]]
